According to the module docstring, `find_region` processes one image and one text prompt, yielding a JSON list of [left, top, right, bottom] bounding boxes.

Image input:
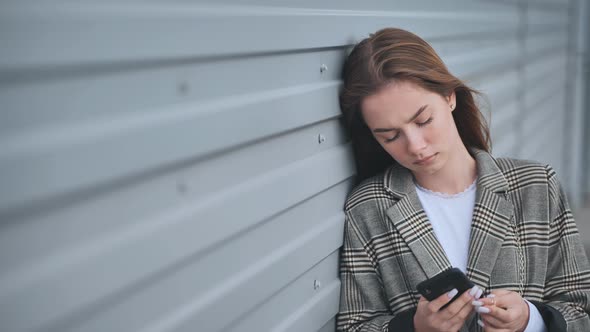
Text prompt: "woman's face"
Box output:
[[361, 81, 459, 177]]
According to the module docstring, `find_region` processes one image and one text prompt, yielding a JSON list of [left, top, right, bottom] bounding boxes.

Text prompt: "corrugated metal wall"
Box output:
[[0, 1, 583, 332], [580, 0, 590, 204], [570, 0, 589, 206], [519, 2, 570, 186]]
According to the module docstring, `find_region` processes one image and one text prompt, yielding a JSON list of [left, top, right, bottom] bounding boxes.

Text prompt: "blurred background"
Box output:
[[1, 0, 589, 331]]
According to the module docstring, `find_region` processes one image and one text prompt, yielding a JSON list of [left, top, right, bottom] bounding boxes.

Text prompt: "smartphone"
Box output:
[[416, 268, 474, 309]]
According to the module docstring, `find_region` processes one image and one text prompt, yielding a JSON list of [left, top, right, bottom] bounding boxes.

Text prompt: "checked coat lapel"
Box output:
[[464, 150, 514, 289], [384, 149, 514, 287], [384, 163, 452, 279]]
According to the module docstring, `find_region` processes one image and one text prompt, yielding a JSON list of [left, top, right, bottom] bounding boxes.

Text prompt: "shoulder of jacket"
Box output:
[[495, 156, 549, 175], [344, 174, 392, 212], [494, 156, 555, 188]]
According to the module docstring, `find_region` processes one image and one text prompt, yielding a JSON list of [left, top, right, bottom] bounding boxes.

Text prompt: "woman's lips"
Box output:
[[414, 153, 437, 165]]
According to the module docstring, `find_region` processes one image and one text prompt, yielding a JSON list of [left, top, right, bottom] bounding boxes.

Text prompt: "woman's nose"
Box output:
[[406, 131, 427, 154]]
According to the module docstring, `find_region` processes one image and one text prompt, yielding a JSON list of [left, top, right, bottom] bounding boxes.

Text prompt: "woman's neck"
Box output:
[[413, 147, 477, 195]]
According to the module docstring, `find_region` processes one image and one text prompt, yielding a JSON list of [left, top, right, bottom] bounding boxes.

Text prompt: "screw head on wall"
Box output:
[[314, 279, 321, 290]]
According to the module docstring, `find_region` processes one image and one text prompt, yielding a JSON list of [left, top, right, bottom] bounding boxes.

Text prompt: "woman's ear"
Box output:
[[447, 91, 457, 112]]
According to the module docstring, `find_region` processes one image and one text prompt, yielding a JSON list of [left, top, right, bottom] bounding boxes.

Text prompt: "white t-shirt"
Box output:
[[415, 179, 547, 332], [415, 180, 476, 273]]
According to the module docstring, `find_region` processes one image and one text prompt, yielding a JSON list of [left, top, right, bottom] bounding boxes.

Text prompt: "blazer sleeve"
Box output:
[[336, 211, 415, 332], [539, 165, 590, 331]]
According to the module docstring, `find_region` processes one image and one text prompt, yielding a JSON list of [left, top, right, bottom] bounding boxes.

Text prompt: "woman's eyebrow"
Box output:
[[372, 105, 428, 133]]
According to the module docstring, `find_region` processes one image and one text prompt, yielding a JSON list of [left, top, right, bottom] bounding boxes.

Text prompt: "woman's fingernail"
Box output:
[[477, 306, 491, 314], [486, 294, 496, 298], [447, 288, 459, 298], [477, 319, 485, 327], [469, 286, 479, 297], [475, 288, 483, 299], [472, 300, 483, 306]]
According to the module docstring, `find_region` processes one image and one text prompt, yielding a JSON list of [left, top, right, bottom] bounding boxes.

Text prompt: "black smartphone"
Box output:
[[416, 268, 474, 309]]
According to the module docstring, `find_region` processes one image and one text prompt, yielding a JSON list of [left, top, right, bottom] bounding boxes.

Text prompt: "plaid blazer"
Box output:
[[336, 149, 590, 331]]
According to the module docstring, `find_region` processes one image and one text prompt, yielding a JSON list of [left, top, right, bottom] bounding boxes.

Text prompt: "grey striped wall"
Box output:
[[0, 1, 585, 332], [578, 0, 590, 204]]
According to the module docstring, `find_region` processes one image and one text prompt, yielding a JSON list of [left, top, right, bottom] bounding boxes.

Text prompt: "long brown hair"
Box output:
[[340, 28, 490, 183]]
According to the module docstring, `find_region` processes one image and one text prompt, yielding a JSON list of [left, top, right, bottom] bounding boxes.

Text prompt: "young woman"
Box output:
[[336, 28, 590, 332]]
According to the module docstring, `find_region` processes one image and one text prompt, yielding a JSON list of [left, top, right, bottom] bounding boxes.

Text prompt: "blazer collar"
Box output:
[[382, 148, 509, 198], [383, 149, 514, 288]]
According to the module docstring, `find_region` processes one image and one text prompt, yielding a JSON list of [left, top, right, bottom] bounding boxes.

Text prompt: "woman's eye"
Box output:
[[385, 133, 400, 143], [417, 117, 433, 127]]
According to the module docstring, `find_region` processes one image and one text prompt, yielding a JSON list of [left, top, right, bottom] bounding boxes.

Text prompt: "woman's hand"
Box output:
[[472, 290, 530, 331], [414, 286, 483, 332]]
